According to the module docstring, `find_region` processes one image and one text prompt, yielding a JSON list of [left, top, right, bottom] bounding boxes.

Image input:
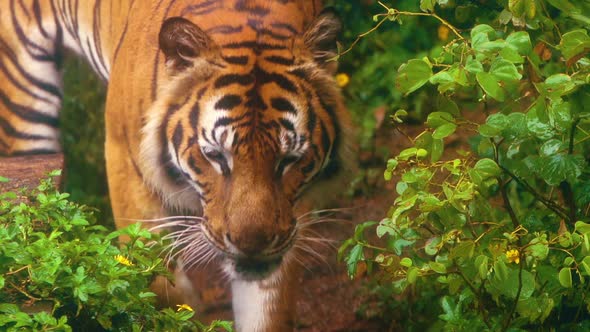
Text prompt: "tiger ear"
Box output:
[[159, 17, 215, 72], [303, 9, 342, 73]]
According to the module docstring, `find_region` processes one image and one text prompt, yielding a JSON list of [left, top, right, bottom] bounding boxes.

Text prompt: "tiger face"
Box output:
[[140, 11, 343, 280]]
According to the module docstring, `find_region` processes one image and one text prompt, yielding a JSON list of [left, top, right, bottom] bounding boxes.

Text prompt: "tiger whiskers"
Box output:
[[295, 207, 357, 221]]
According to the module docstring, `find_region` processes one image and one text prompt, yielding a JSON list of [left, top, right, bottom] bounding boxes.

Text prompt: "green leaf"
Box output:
[[431, 138, 444, 162], [353, 221, 378, 241], [425, 237, 442, 256], [500, 47, 524, 63], [538, 154, 585, 186], [506, 31, 532, 55], [420, 0, 436, 12], [527, 100, 555, 140], [430, 262, 447, 274], [475, 255, 489, 279], [477, 72, 505, 101], [470, 158, 501, 185], [549, 100, 572, 132], [540, 139, 564, 156], [398, 147, 418, 161], [559, 29, 590, 61], [450, 241, 475, 260], [517, 293, 554, 323], [433, 123, 457, 139], [396, 59, 433, 95], [526, 236, 549, 260], [439, 296, 460, 322], [535, 74, 577, 99], [491, 268, 535, 299], [575, 221, 590, 235], [427, 111, 455, 129], [465, 57, 484, 73], [581, 256, 590, 276], [407, 267, 419, 284], [346, 244, 364, 278], [494, 259, 508, 281], [558, 267, 573, 288], [400, 257, 413, 267], [0, 176, 9, 183], [480, 113, 508, 138], [490, 59, 522, 82], [479, 124, 501, 137], [509, 0, 526, 17], [471, 25, 496, 50]]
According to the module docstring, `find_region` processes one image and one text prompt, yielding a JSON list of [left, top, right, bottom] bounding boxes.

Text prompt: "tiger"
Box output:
[[0, 0, 351, 331]]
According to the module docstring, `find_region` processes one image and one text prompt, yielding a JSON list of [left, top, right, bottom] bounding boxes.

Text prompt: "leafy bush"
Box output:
[[341, 0, 590, 330], [0, 172, 232, 331]]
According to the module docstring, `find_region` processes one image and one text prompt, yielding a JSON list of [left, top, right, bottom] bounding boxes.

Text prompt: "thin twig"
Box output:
[[336, 2, 463, 59], [500, 166, 569, 220]]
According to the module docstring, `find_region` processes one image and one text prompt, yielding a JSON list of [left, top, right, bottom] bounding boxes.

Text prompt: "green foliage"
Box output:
[[60, 58, 111, 226], [328, 0, 444, 150], [341, 0, 590, 330], [0, 173, 232, 332]]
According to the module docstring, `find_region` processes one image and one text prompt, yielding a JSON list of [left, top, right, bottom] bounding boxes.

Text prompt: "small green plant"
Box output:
[[341, 0, 590, 330], [0, 172, 232, 331]]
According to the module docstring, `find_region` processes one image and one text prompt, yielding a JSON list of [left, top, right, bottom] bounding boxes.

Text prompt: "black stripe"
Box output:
[[258, 28, 291, 41], [172, 122, 184, 153], [222, 41, 287, 54], [244, 87, 267, 110], [223, 55, 249, 65], [0, 57, 56, 105], [181, 1, 221, 16], [10, 0, 53, 61], [206, 25, 243, 35], [271, 97, 297, 115], [235, 1, 270, 16], [11, 148, 58, 156], [288, 68, 309, 80], [264, 55, 294, 65], [0, 36, 62, 98], [189, 101, 200, 129], [254, 66, 297, 93], [92, 0, 109, 79], [112, 0, 134, 63], [214, 95, 242, 110], [188, 155, 202, 175], [319, 121, 331, 155], [213, 112, 249, 127], [301, 160, 316, 176], [270, 22, 298, 35], [214, 74, 254, 88], [279, 118, 295, 132], [86, 38, 107, 81], [0, 90, 59, 127], [32, 0, 50, 39], [0, 117, 53, 140]]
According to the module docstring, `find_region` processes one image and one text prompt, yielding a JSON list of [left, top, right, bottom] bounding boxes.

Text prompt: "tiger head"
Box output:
[[140, 10, 346, 281]]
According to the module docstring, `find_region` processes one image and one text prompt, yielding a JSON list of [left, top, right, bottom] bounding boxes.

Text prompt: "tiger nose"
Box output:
[[225, 231, 286, 257]]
